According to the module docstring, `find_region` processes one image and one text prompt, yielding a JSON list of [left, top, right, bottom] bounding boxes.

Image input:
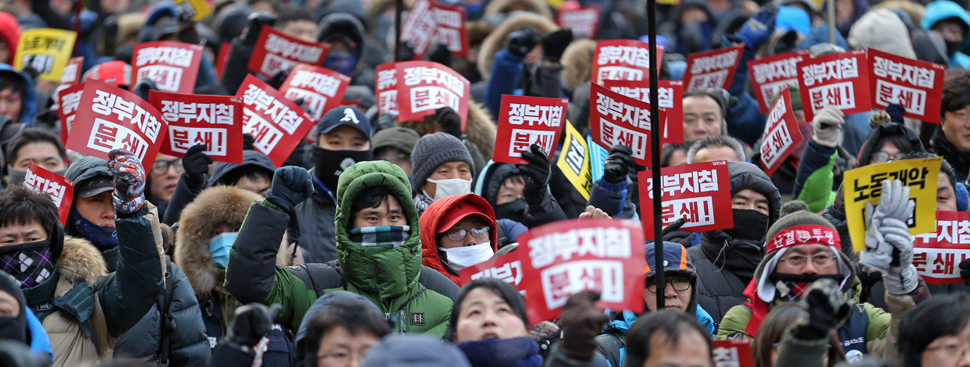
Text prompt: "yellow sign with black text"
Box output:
[[175, 0, 213, 21], [557, 121, 592, 200], [14, 29, 77, 82]]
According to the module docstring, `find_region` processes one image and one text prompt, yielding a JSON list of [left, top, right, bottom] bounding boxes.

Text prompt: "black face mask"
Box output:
[[494, 199, 528, 223], [946, 39, 963, 56], [312, 145, 373, 192], [768, 272, 844, 301], [0, 274, 27, 344], [723, 209, 770, 242]]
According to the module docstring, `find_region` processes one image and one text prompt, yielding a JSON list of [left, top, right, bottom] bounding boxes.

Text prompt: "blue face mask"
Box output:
[[209, 232, 237, 268], [324, 51, 358, 75]]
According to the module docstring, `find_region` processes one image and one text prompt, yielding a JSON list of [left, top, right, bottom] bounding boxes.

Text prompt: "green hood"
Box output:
[[334, 161, 422, 301]]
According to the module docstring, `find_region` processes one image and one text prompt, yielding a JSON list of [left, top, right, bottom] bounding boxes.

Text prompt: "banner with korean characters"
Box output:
[[60, 56, 84, 85], [14, 28, 77, 82], [216, 43, 231, 81], [395, 61, 471, 129], [24, 162, 74, 225], [375, 63, 398, 116], [66, 80, 168, 168], [132, 41, 204, 94], [236, 75, 316, 167], [174, 0, 212, 21], [401, 0, 437, 59], [713, 339, 754, 367], [433, 4, 469, 57], [461, 219, 646, 323], [149, 91, 244, 164], [636, 161, 733, 239], [557, 6, 600, 39], [588, 82, 652, 167], [868, 48, 945, 122], [602, 79, 684, 144], [913, 211, 970, 285], [56, 83, 85, 146], [278, 64, 351, 121], [493, 95, 568, 164], [844, 157, 941, 252], [797, 49, 871, 122], [759, 86, 803, 176], [748, 49, 810, 114], [591, 40, 663, 84], [682, 44, 745, 92], [248, 26, 331, 79], [557, 122, 593, 200]]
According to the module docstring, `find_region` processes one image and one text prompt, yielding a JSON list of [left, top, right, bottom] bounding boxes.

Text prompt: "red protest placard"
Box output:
[[375, 63, 399, 116], [66, 80, 168, 168], [797, 49, 871, 122], [236, 75, 316, 167], [557, 6, 600, 39], [912, 211, 970, 285], [278, 64, 351, 121], [216, 43, 231, 81], [592, 40, 663, 84], [149, 91, 244, 164], [602, 80, 684, 144], [493, 95, 568, 164], [24, 162, 73, 225], [868, 48, 945, 122], [759, 86, 803, 176], [131, 41, 203, 94], [748, 49, 810, 114], [637, 161, 733, 239], [459, 250, 528, 294], [396, 61, 470, 129], [588, 82, 653, 167], [433, 4, 469, 57], [682, 44, 745, 92], [56, 83, 85, 146], [401, 0, 436, 59], [60, 56, 83, 85], [713, 339, 754, 367], [247, 26, 331, 79]]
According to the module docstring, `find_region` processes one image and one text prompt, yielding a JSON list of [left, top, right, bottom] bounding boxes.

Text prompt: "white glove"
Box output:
[[859, 180, 918, 294], [812, 106, 844, 148]]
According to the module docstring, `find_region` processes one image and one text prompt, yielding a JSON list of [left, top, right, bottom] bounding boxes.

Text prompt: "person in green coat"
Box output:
[[225, 162, 455, 336]]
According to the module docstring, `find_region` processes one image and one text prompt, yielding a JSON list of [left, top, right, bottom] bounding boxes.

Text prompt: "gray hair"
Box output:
[[686, 135, 745, 164]]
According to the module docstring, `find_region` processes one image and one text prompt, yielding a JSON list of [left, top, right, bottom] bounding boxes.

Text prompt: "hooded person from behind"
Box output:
[[419, 194, 499, 286], [922, 0, 970, 69], [848, 8, 917, 60]]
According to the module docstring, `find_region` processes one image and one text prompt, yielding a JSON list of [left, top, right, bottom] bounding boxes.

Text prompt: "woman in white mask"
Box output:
[[420, 193, 499, 286]]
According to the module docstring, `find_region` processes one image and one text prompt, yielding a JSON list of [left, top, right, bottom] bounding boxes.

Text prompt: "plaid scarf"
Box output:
[[349, 225, 411, 247], [414, 192, 435, 213], [0, 241, 55, 289]]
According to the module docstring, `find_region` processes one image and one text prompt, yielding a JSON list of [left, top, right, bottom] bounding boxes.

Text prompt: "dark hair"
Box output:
[[874, 134, 917, 160], [350, 186, 399, 218], [5, 128, 67, 165], [941, 70, 970, 120], [623, 310, 712, 367], [0, 72, 25, 101], [276, 6, 315, 28], [223, 167, 273, 188], [687, 135, 744, 164], [752, 302, 845, 367], [898, 152, 957, 193], [899, 293, 970, 367], [448, 278, 529, 341], [301, 299, 393, 359], [684, 90, 725, 113], [661, 144, 689, 168], [0, 186, 58, 239]]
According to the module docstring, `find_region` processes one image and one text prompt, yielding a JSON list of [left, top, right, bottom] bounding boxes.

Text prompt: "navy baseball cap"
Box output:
[[317, 106, 372, 141]]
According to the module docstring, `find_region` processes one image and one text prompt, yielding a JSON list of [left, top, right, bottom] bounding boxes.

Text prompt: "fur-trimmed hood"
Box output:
[[477, 12, 559, 80], [399, 101, 496, 160], [483, 0, 553, 20], [561, 39, 596, 92], [58, 236, 108, 287]]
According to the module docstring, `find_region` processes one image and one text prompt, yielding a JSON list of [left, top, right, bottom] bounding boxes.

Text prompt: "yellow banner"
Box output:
[[175, 0, 212, 21], [845, 157, 941, 252], [14, 29, 77, 82], [557, 121, 592, 200]]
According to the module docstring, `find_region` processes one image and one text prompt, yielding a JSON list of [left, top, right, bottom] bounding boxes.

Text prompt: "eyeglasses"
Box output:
[[446, 226, 490, 242], [870, 151, 896, 164], [317, 349, 369, 365], [151, 158, 183, 175], [926, 342, 970, 360], [378, 153, 410, 164], [646, 277, 691, 293], [779, 253, 836, 267]]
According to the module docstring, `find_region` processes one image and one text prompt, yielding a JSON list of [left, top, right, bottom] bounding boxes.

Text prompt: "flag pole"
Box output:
[[647, 0, 664, 310]]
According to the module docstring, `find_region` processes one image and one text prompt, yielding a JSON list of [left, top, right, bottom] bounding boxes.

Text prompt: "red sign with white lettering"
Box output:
[[131, 41, 203, 94], [557, 6, 600, 39], [247, 26, 331, 79], [66, 80, 168, 168], [60, 56, 83, 85], [682, 44, 744, 92], [797, 49, 871, 122], [216, 43, 231, 81], [278, 64, 351, 121], [375, 63, 398, 116], [493, 95, 568, 164], [433, 4, 469, 57], [149, 91, 244, 164], [602, 79, 684, 144], [24, 162, 74, 225], [713, 339, 754, 367], [401, 0, 436, 59], [592, 40, 663, 84], [637, 161, 733, 239], [868, 48, 945, 122], [759, 86, 803, 176], [235, 75, 316, 167], [747, 49, 810, 114], [56, 83, 84, 145], [589, 82, 653, 167], [913, 211, 970, 285], [395, 61, 470, 130]]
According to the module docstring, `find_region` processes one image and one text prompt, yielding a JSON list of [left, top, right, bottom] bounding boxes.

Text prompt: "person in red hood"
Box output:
[[0, 12, 19, 65], [420, 193, 499, 286]]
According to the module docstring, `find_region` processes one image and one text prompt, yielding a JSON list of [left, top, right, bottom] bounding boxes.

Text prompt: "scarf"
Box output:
[[349, 226, 410, 248], [456, 337, 544, 367], [0, 241, 55, 289], [414, 192, 435, 213], [68, 206, 118, 250]]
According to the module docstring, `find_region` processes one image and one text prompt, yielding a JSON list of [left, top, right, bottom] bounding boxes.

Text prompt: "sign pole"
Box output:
[[395, 0, 404, 61], [827, 0, 836, 44], [647, 0, 664, 310]]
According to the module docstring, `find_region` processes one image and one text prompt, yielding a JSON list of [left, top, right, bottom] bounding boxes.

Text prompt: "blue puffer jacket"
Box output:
[[921, 0, 970, 69], [0, 64, 37, 125]]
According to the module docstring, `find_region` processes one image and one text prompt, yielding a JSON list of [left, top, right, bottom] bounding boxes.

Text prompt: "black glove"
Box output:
[[435, 107, 463, 139], [428, 43, 452, 66], [662, 218, 695, 247], [507, 29, 541, 57], [265, 166, 314, 212], [602, 145, 635, 184], [268, 68, 290, 90], [518, 144, 551, 204], [560, 291, 610, 362], [132, 78, 158, 102], [377, 113, 398, 131], [399, 41, 417, 61], [226, 303, 282, 348], [542, 29, 573, 62], [182, 145, 213, 189], [792, 279, 851, 341], [241, 12, 276, 46], [960, 258, 970, 286]]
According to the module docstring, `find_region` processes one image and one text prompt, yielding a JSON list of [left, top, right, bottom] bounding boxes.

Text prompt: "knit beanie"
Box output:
[[373, 127, 421, 155], [758, 210, 850, 302], [411, 132, 475, 189]]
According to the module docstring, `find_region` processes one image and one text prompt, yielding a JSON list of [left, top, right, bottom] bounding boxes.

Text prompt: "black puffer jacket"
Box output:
[[931, 126, 970, 183]]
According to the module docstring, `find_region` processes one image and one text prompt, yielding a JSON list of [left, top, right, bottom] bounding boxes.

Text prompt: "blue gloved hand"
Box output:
[[736, 4, 778, 50], [265, 167, 314, 212]]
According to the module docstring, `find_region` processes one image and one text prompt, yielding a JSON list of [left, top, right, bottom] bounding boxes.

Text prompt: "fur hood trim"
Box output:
[[58, 236, 107, 286], [561, 39, 596, 92], [484, 0, 553, 21], [398, 101, 496, 160], [477, 13, 559, 79]]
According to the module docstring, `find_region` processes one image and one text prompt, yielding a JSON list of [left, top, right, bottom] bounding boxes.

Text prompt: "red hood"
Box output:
[[0, 13, 20, 61], [419, 194, 499, 286]]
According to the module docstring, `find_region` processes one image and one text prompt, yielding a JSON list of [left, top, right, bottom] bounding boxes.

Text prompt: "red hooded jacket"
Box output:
[[419, 194, 499, 286], [0, 13, 20, 63]]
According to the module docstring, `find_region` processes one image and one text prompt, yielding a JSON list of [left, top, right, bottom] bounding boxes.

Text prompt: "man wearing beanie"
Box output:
[[296, 106, 373, 263], [717, 180, 930, 361], [411, 132, 477, 213]]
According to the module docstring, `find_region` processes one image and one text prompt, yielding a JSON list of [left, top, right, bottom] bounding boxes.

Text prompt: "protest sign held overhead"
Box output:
[[401, 0, 436, 59], [248, 26, 331, 79], [394, 61, 471, 129], [174, 0, 212, 21], [433, 4, 469, 57], [759, 86, 803, 176], [868, 48, 945, 122], [844, 157, 941, 251], [278, 65, 351, 121], [131, 41, 204, 94], [797, 49, 871, 121], [557, 6, 600, 39], [402, 0, 470, 59], [589, 82, 653, 167], [557, 122, 593, 200], [713, 339, 754, 367], [637, 161, 733, 239], [149, 91, 244, 164], [602, 79, 684, 144], [56, 83, 85, 146], [375, 63, 398, 116], [14, 28, 77, 82], [592, 40, 663, 84], [748, 49, 810, 114], [682, 44, 745, 92], [493, 95, 568, 164], [66, 80, 168, 168], [236, 75, 316, 167], [24, 162, 73, 226], [216, 43, 231, 81], [913, 211, 970, 285], [60, 56, 84, 85]]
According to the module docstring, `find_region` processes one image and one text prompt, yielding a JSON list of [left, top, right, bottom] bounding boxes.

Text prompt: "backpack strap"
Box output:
[[158, 262, 176, 366]]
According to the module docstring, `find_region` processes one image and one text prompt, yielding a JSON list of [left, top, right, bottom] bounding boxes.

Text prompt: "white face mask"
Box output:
[[440, 242, 494, 270], [425, 178, 472, 201]]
